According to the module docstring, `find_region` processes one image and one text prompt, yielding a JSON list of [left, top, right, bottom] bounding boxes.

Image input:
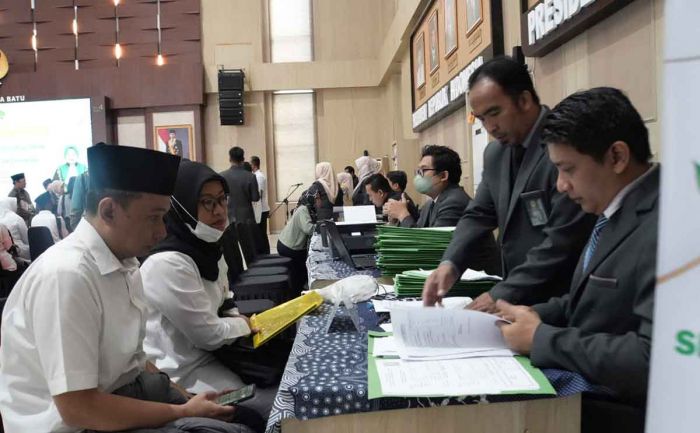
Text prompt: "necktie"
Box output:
[[582, 215, 609, 271], [422, 201, 434, 227], [510, 145, 526, 187]]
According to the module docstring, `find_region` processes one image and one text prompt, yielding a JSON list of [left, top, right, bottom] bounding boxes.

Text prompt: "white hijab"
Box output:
[[353, 155, 381, 195], [336, 172, 353, 199], [315, 162, 338, 201], [0, 197, 17, 217]]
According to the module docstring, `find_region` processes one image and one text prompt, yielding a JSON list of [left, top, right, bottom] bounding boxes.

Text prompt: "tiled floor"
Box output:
[[268, 233, 279, 254]]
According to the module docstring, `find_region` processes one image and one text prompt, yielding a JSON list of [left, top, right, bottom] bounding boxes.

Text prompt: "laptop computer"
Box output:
[[324, 221, 377, 269]]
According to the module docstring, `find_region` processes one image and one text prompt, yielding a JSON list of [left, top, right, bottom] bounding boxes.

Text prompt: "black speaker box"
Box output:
[[218, 70, 245, 125], [218, 70, 244, 91]]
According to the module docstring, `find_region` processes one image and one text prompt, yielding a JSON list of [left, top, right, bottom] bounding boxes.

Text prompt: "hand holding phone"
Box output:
[[216, 384, 256, 406]]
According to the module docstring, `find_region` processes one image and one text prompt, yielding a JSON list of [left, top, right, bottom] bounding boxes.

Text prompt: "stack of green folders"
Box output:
[[375, 225, 455, 277], [394, 270, 498, 298]]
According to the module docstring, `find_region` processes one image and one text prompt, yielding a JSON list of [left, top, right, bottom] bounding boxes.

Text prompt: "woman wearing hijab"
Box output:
[[277, 193, 320, 290], [0, 197, 29, 261], [303, 161, 342, 220], [140, 160, 266, 433], [336, 172, 354, 206], [352, 152, 381, 205]]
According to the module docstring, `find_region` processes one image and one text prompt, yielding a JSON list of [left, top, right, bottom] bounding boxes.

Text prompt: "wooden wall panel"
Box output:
[[0, 0, 203, 111], [0, 1, 35, 73], [160, 0, 200, 64], [412, 0, 497, 110]]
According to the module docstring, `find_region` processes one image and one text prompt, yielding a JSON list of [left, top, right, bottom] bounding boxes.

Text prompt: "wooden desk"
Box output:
[[282, 394, 581, 433]]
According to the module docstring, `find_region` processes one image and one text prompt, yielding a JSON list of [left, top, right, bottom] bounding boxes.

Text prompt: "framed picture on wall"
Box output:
[[155, 124, 194, 159], [443, 0, 458, 57], [466, 0, 483, 35], [415, 32, 426, 89], [428, 10, 440, 74]]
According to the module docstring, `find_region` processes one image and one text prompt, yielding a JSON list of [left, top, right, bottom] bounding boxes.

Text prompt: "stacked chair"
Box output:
[[28, 226, 54, 261], [222, 224, 294, 315]]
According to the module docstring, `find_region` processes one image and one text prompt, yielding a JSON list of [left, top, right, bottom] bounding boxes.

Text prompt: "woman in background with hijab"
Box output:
[[304, 161, 342, 220], [352, 151, 381, 205], [140, 160, 267, 433], [277, 192, 320, 290], [336, 172, 353, 206]]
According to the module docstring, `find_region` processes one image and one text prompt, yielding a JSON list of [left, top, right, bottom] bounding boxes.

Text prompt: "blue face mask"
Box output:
[[413, 174, 434, 195]]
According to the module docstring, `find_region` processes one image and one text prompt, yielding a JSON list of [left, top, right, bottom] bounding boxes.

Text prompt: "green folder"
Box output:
[[393, 270, 496, 298], [367, 334, 555, 399], [375, 226, 455, 277]]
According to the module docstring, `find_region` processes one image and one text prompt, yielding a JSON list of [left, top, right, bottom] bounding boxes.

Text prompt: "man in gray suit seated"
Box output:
[[498, 87, 658, 407], [385, 145, 473, 228], [384, 145, 502, 276]]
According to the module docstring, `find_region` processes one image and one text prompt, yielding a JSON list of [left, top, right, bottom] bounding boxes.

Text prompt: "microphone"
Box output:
[[291, 182, 303, 186]]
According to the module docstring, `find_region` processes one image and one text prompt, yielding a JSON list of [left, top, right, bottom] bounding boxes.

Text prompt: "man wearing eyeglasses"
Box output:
[[385, 145, 471, 229], [422, 56, 596, 312], [385, 144, 501, 276]]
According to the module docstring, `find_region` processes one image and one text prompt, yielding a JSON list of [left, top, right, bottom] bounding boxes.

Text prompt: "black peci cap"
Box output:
[[88, 144, 180, 195]]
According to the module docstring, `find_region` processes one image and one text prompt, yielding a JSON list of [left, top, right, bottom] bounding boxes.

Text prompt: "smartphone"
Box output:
[[216, 384, 256, 406]]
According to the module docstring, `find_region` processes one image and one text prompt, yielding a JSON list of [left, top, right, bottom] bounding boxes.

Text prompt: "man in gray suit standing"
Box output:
[[498, 87, 658, 409], [423, 57, 596, 312], [219, 146, 259, 224]]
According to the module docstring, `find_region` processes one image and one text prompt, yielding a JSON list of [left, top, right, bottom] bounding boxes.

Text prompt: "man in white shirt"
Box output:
[[0, 145, 245, 432], [250, 156, 270, 254], [31, 193, 69, 243]]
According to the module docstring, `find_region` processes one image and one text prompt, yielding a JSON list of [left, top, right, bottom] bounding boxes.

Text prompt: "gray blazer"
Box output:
[[532, 167, 659, 406], [219, 165, 260, 224], [400, 183, 470, 228], [442, 109, 596, 305]]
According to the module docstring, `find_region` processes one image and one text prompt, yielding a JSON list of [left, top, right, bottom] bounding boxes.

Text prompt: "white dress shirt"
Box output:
[[31, 210, 69, 243], [603, 163, 658, 219], [141, 252, 250, 393], [0, 219, 148, 433], [0, 198, 30, 260], [254, 170, 270, 213]]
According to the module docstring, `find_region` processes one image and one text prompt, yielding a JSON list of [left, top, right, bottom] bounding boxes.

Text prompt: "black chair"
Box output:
[[235, 222, 292, 269], [0, 266, 24, 298], [28, 226, 54, 261], [581, 394, 646, 433], [223, 226, 288, 279], [221, 225, 293, 306]]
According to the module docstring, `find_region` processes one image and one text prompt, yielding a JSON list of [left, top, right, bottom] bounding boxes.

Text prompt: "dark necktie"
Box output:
[[583, 215, 609, 271], [510, 145, 526, 187], [422, 200, 434, 227]]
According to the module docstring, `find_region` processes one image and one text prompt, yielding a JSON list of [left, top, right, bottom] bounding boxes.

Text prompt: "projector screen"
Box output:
[[0, 98, 93, 201]]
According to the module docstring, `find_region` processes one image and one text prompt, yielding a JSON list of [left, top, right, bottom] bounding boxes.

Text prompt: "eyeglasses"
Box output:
[[199, 195, 229, 213], [415, 168, 437, 177]]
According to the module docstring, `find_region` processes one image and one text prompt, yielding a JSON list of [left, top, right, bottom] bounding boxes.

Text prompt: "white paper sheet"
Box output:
[[406, 268, 502, 282], [400, 348, 513, 361], [372, 335, 399, 357], [341, 205, 377, 224], [373, 297, 471, 313], [378, 283, 395, 294], [389, 307, 510, 359], [379, 323, 393, 333], [374, 357, 539, 397]]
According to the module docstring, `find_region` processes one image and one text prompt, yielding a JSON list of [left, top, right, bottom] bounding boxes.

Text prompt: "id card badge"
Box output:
[[521, 190, 548, 227]]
